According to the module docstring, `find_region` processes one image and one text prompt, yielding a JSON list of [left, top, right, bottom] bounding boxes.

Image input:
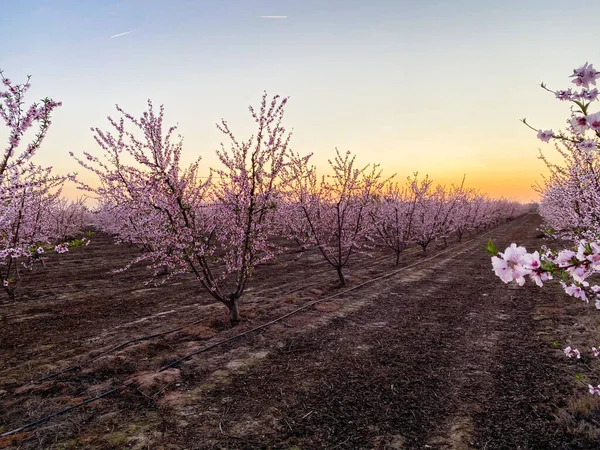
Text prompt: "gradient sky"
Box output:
[[2, 0, 600, 202]]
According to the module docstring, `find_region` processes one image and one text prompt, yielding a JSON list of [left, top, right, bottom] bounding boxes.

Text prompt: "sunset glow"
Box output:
[[3, 0, 600, 203]]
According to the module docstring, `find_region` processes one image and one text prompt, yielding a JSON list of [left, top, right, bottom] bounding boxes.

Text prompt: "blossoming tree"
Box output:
[[0, 70, 84, 300], [72, 92, 291, 324], [490, 62, 600, 395], [368, 178, 418, 265], [284, 148, 386, 285]]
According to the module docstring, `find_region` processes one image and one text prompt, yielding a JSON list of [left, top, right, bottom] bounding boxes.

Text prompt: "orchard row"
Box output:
[[0, 70, 527, 324]]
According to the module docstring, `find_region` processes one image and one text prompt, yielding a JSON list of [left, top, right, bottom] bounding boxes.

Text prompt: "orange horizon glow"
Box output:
[[61, 159, 544, 206]]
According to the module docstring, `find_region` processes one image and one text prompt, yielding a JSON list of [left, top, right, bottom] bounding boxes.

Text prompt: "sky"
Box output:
[[2, 0, 600, 202]]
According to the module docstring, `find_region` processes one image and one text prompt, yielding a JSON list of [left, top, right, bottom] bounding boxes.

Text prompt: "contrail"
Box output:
[[258, 16, 288, 19], [110, 31, 132, 38]]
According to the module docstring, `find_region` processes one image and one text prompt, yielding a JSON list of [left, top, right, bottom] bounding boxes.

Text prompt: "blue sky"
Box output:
[[2, 0, 600, 200]]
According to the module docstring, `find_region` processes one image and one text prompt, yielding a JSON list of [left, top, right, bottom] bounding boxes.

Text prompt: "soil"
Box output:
[[1, 214, 600, 449]]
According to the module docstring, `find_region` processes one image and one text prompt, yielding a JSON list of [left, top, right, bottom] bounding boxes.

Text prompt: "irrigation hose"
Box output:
[[34, 253, 398, 381]]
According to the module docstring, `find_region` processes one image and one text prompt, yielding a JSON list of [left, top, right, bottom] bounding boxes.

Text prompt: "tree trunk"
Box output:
[[226, 299, 241, 326], [395, 251, 401, 266], [336, 266, 346, 286], [2, 286, 15, 301], [294, 238, 306, 252]]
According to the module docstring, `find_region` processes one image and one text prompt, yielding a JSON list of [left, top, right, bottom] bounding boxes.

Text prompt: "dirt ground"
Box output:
[[2, 214, 600, 449]]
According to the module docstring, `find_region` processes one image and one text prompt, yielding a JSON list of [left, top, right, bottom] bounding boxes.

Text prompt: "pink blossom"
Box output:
[[571, 116, 588, 134], [555, 89, 573, 101], [530, 271, 552, 287], [577, 139, 597, 152], [588, 384, 600, 395], [583, 88, 599, 101], [570, 265, 591, 284], [560, 282, 588, 302], [589, 242, 600, 255], [522, 250, 541, 269], [491, 244, 531, 286], [556, 249, 577, 267], [54, 244, 69, 253], [564, 346, 581, 358], [570, 62, 600, 88], [586, 112, 600, 131], [537, 129, 553, 142]]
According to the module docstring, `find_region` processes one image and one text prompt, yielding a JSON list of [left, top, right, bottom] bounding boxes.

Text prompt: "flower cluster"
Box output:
[[493, 62, 600, 396], [490, 240, 600, 307], [491, 244, 551, 287], [54, 243, 69, 254], [0, 248, 30, 259], [530, 62, 600, 152], [564, 346, 581, 359]]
